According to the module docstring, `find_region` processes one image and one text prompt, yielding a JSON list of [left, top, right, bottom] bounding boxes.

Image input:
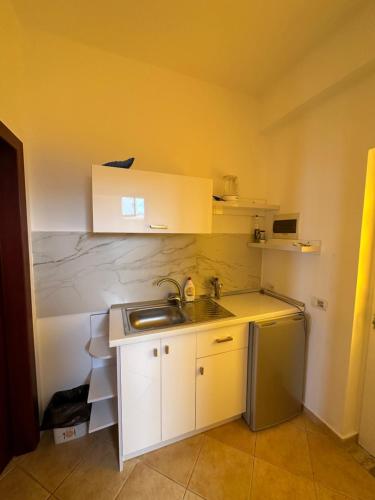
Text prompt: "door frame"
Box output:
[[0, 121, 39, 465], [356, 149, 375, 454]]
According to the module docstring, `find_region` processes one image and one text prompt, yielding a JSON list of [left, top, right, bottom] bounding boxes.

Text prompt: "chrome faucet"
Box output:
[[211, 277, 223, 299], [155, 277, 184, 308]]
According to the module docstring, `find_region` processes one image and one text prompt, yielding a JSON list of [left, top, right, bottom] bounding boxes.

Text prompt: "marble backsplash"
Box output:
[[32, 232, 262, 317]]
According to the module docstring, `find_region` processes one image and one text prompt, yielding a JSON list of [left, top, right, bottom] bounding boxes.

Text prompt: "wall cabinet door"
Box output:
[[161, 334, 196, 441], [92, 166, 213, 234], [196, 348, 248, 429], [120, 340, 161, 455]]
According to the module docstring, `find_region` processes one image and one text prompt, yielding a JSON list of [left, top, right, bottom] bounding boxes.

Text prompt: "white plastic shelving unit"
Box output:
[[89, 398, 118, 433], [89, 336, 115, 359], [88, 313, 118, 433], [88, 365, 117, 403]]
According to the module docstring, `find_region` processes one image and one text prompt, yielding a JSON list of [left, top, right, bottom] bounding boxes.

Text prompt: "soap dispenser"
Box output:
[[184, 277, 195, 302]]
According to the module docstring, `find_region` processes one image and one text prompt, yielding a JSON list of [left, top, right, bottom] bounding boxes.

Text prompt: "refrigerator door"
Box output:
[[245, 314, 306, 431]]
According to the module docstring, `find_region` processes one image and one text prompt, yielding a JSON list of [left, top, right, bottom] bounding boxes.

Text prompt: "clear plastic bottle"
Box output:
[[184, 277, 195, 302]]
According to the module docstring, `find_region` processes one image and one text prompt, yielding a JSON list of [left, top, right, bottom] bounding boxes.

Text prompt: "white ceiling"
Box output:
[[12, 0, 367, 95]]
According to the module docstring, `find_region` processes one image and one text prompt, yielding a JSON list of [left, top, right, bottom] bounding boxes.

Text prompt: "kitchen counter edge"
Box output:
[[109, 292, 300, 347]]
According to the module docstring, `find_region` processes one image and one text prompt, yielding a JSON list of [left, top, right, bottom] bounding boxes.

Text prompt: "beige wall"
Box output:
[[3, 4, 375, 437], [0, 0, 25, 137], [22, 29, 266, 232], [261, 68, 375, 437], [259, 1, 375, 130]]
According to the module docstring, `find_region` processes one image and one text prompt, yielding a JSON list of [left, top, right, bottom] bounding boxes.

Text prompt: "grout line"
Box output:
[[16, 466, 53, 495], [247, 456, 255, 500], [248, 432, 258, 500], [29, 432, 101, 496], [185, 434, 205, 494], [138, 460, 188, 487], [304, 434, 319, 500], [113, 458, 140, 500]]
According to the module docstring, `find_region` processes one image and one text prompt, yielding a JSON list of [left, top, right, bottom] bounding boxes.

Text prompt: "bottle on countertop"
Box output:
[[184, 277, 195, 302]]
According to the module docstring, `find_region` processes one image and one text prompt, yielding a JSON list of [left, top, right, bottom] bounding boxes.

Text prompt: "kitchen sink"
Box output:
[[122, 298, 234, 335], [128, 305, 187, 331]]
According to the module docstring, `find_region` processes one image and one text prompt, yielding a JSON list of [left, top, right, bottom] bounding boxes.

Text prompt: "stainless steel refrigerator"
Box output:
[[244, 314, 306, 431]]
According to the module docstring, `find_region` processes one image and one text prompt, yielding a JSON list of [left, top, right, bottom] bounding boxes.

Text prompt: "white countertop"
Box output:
[[109, 291, 300, 347]]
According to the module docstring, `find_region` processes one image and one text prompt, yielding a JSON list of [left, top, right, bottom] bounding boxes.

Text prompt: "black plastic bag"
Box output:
[[41, 384, 91, 430]]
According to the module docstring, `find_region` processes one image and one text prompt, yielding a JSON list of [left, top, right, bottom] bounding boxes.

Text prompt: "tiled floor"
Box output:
[[1, 413, 375, 500]]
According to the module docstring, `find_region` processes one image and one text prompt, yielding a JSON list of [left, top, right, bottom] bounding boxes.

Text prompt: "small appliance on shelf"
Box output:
[[222, 175, 239, 201]]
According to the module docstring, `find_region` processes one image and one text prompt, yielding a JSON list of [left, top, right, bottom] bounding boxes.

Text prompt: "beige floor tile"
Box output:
[[206, 418, 256, 455], [20, 430, 97, 492], [308, 431, 375, 500], [0, 467, 50, 500], [117, 462, 185, 500], [291, 414, 307, 431], [316, 483, 354, 500], [142, 435, 203, 486], [304, 412, 336, 439], [189, 435, 253, 500], [1, 459, 17, 479], [184, 490, 204, 499], [255, 420, 313, 479], [250, 458, 316, 500], [54, 434, 137, 500]]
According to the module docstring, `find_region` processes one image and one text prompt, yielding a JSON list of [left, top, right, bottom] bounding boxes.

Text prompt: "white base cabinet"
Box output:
[[119, 324, 248, 461], [196, 349, 248, 429], [121, 339, 161, 455], [161, 335, 196, 441]]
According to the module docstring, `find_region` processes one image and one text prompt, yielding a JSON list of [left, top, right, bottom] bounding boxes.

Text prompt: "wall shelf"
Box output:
[[248, 239, 321, 254], [88, 365, 117, 403], [213, 200, 280, 215], [89, 398, 118, 433], [89, 336, 115, 359]]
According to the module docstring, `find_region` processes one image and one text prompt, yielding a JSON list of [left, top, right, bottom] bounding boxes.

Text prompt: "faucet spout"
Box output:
[[156, 277, 184, 307]]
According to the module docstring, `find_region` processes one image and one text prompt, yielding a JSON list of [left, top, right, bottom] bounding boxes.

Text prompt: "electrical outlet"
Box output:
[[311, 296, 328, 311]]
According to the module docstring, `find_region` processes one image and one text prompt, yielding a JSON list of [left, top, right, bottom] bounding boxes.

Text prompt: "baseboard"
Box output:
[[303, 406, 358, 443]]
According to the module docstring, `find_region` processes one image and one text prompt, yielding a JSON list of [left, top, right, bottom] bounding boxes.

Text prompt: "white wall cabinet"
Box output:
[[196, 348, 248, 429], [92, 166, 213, 234]]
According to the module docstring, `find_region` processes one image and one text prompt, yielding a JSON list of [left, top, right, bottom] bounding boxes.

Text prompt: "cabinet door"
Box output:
[[196, 349, 248, 429], [92, 166, 212, 234], [161, 334, 196, 441], [120, 340, 161, 455]]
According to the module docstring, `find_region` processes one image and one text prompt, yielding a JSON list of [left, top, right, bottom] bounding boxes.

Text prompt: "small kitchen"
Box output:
[[2, 2, 375, 499]]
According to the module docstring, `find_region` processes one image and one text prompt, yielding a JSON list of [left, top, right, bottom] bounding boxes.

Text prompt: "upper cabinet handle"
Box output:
[[149, 224, 168, 230], [215, 336, 233, 343], [164, 345, 170, 355], [153, 348, 158, 357]]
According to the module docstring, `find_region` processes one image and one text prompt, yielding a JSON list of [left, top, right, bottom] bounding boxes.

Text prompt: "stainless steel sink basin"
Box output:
[[128, 305, 187, 331], [122, 298, 234, 335]]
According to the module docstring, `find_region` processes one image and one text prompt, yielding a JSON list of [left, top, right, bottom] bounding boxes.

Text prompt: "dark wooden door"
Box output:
[[0, 258, 12, 471], [0, 122, 39, 472]]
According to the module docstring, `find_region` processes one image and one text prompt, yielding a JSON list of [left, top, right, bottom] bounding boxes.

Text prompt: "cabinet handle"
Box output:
[[199, 366, 204, 375], [215, 336, 233, 343], [165, 345, 170, 355], [153, 348, 158, 357], [149, 224, 168, 230]]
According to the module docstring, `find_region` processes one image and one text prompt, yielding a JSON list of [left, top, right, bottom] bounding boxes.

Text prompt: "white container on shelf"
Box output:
[[53, 422, 88, 444]]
